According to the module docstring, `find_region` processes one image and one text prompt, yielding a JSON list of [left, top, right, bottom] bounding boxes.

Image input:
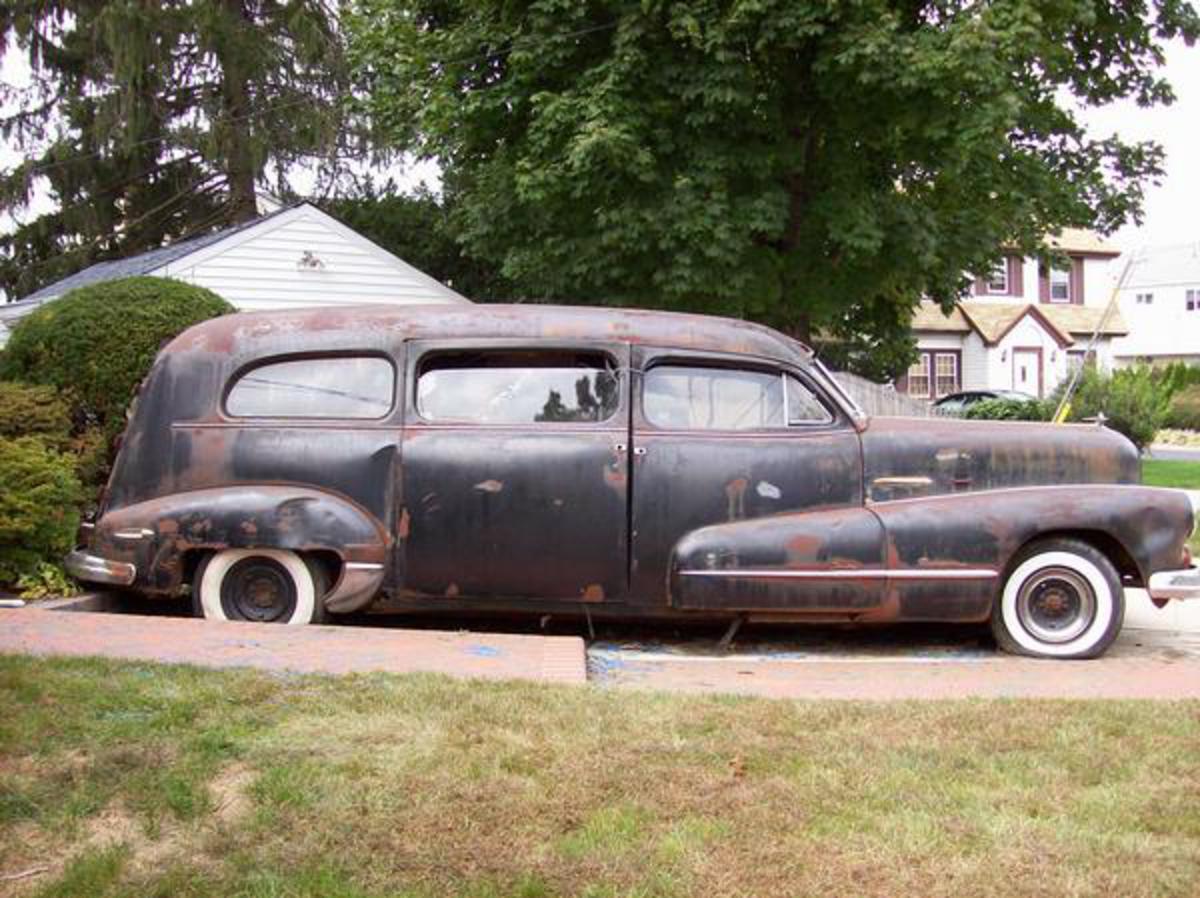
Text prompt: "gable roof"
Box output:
[[20, 207, 292, 304], [912, 300, 1128, 347], [1044, 228, 1121, 258]]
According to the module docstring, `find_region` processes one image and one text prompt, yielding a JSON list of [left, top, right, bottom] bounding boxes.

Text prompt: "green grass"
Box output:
[[2, 655, 1200, 897], [1142, 458, 1200, 489]]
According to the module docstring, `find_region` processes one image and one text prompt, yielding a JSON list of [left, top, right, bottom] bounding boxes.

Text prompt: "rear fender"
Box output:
[[91, 485, 391, 609]]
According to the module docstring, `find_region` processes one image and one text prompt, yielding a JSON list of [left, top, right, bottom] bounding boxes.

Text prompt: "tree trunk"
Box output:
[[216, 0, 258, 223]]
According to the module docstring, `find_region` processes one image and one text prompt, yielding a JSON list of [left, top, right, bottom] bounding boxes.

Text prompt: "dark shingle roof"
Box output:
[[19, 207, 292, 303]]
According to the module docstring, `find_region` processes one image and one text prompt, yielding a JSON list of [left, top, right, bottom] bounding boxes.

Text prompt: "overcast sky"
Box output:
[[1, 35, 1197, 256]]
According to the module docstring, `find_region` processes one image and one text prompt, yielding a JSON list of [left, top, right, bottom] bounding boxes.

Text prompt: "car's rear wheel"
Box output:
[[991, 538, 1123, 659], [193, 549, 328, 625]]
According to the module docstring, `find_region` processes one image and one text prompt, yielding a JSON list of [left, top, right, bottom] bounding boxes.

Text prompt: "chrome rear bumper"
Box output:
[[64, 550, 136, 587], [1148, 566, 1200, 602]]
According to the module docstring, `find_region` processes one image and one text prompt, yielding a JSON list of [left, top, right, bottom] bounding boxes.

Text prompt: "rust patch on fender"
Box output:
[[397, 508, 411, 539], [580, 584, 605, 602], [445, 582, 460, 598], [725, 478, 748, 521]]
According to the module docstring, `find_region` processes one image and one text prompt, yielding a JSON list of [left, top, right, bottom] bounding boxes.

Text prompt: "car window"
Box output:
[[226, 355, 394, 419], [643, 365, 831, 430], [416, 351, 619, 424]]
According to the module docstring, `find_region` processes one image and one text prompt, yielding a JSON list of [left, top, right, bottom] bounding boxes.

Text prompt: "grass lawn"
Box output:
[[3, 656, 1200, 898], [1142, 458, 1200, 489]]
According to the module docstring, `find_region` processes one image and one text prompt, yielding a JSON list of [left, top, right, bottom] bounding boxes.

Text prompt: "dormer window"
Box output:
[[1049, 266, 1071, 303], [986, 262, 1009, 294]]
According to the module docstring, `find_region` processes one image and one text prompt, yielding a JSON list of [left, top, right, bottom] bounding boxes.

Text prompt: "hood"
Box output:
[[860, 416, 1139, 503]]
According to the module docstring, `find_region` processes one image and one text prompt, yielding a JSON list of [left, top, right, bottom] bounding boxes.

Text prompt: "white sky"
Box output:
[[1, 34, 1196, 255]]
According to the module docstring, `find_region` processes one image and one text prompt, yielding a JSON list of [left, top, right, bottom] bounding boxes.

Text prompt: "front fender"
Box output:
[[870, 484, 1194, 585], [90, 484, 391, 602]]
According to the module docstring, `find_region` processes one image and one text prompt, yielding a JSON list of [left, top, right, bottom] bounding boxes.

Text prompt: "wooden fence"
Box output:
[[832, 371, 938, 418]]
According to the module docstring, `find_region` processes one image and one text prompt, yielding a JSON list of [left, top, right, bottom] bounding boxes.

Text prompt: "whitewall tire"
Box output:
[[193, 549, 327, 625], [991, 538, 1123, 659]]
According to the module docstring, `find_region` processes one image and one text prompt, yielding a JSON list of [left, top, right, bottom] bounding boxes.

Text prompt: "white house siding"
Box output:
[[1081, 257, 1116, 309], [1112, 244, 1200, 363], [961, 331, 989, 390], [989, 317, 1071, 398], [159, 206, 466, 311]]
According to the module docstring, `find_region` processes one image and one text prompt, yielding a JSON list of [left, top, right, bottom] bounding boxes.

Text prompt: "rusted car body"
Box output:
[[67, 304, 1199, 658]]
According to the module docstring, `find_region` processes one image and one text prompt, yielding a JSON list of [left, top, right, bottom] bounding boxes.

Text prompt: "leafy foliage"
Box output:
[[0, 381, 73, 450], [1053, 364, 1172, 452], [0, 0, 354, 299], [321, 186, 516, 300], [963, 398, 1051, 422], [1166, 385, 1200, 432], [0, 437, 82, 586], [348, 0, 1198, 379], [0, 277, 233, 440]]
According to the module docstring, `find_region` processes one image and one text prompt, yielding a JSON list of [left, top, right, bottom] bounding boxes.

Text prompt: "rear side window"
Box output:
[[226, 356, 394, 419], [644, 365, 832, 430], [417, 350, 619, 424]]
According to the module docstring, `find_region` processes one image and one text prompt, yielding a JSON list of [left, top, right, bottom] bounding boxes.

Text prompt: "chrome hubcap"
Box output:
[[1016, 566, 1096, 644]]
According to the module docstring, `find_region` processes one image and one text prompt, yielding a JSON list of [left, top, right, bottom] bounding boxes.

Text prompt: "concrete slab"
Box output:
[[587, 627, 1200, 700], [1125, 587, 1200, 633], [0, 605, 587, 685]]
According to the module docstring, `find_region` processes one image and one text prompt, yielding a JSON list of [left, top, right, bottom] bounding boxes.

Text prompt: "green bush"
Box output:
[[963, 398, 1051, 422], [0, 276, 233, 439], [0, 437, 83, 586], [0, 380, 73, 450], [1166, 385, 1200, 431], [1051, 364, 1170, 452]]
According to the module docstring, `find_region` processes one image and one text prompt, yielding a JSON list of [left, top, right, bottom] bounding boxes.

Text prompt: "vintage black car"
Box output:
[[67, 304, 1199, 658]]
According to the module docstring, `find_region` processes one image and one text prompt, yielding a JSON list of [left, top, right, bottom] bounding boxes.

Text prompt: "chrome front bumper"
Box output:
[[64, 549, 136, 587], [1148, 566, 1200, 602]]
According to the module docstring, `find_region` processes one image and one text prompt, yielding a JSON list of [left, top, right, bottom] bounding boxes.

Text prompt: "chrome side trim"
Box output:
[[871, 476, 934, 489], [113, 528, 154, 541], [64, 549, 136, 587], [343, 562, 384, 571], [678, 568, 999, 581], [1148, 566, 1200, 601]]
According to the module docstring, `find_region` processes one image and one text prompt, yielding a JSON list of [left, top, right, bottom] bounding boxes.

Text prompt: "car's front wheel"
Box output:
[[193, 549, 328, 625], [991, 538, 1124, 659]]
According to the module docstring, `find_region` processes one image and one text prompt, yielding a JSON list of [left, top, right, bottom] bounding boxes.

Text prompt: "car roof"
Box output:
[[166, 303, 812, 364]]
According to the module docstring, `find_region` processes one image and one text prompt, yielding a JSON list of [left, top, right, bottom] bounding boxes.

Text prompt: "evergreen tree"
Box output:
[[1, 0, 352, 299]]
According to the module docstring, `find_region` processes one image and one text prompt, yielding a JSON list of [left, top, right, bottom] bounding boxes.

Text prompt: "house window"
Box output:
[[1187, 289, 1199, 311], [934, 353, 959, 397], [1049, 266, 1071, 302], [986, 261, 1008, 294], [906, 355, 932, 399], [1135, 292, 1154, 305]]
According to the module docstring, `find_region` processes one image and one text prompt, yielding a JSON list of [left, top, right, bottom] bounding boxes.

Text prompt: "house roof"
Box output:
[[1044, 228, 1121, 258], [1037, 302, 1129, 338], [910, 302, 971, 332], [1121, 242, 1200, 288], [20, 207, 292, 304], [912, 299, 1128, 347]]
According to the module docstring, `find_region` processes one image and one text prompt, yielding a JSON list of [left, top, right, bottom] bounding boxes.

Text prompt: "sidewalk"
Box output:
[[0, 602, 587, 685]]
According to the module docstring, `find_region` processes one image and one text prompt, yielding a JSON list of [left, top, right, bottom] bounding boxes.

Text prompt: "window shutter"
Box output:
[[1009, 257, 1024, 297], [1038, 264, 1050, 303], [973, 276, 987, 296], [1070, 257, 1085, 304]]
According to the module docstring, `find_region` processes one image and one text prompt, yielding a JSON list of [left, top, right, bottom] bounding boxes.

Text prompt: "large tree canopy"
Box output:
[[348, 0, 1198, 376], [1, 0, 351, 300]]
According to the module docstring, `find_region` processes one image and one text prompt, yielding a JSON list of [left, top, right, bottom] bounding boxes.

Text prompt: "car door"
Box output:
[[629, 348, 886, 611], [398, 340, 631, 603]]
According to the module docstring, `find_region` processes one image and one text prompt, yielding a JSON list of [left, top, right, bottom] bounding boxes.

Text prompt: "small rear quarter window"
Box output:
[[226, 355, 394, 419]]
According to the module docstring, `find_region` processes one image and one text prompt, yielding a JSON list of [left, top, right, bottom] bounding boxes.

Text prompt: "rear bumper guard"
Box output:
[[1148, 566, 1200, 602], [64, 549, 136, 587]]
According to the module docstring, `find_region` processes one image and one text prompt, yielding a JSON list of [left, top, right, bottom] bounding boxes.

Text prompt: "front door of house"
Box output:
[[1012, 348, 1043, 397]]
